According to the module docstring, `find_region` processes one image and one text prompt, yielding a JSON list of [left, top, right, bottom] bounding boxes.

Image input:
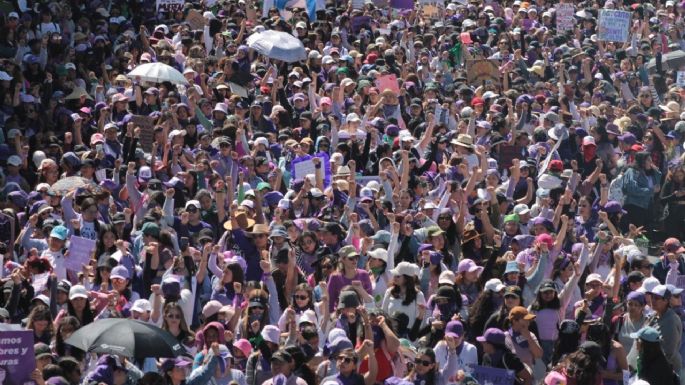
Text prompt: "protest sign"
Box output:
[[472, 365, 516, 385], [390, 0, 412, 9], [351, 16, 372, 33], [598, 10, 631, 42], [293, 159, 317, 180], [674, 67, 685, 85], [0, 330, 36, 385], [186, 9, 205, 30], [351, 0, 364, 9], [466, 60, 500, 85], [65, 236, 97, 272], [375, 74, 400, 94], [32, 272, 49, 293], [556, 3, 575, 31], [422, 4, 439, 17], [156, 0, 184, 13], [130, 115, 156, 153]]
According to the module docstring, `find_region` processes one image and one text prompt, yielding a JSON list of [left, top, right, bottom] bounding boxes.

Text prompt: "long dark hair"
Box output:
[[562, 350, 601, 385], [67, 297, 95, 326], [530, 288, 561, 311], [638, 339, 669, 369], [633, 151, 651, 171], [390, 274, 418, 306], [468, 291, 499, 340]]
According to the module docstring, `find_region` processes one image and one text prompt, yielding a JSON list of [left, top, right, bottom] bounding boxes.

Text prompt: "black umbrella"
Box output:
[[646, 50, 685, 73], [65, 318, 186, 358]]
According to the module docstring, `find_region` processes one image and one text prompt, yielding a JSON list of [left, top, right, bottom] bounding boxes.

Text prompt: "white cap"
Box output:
[[69, 285, 89, 300], [513, 203, 531, 216], [367, 248, 388, 263], [484, 278, 505, 293], [585, 273, 603, 285], [185, 200, 201, 210], [390, 261, 420, 277], [278, 199, 291, 209], [7, 155, 22, 166], [637, 277, 660, 293], [131, 299, 152, 313]]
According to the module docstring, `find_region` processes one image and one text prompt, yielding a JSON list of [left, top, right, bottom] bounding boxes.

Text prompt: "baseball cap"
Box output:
[[630, 326, 661, 342], [509, 306, 535, 320]]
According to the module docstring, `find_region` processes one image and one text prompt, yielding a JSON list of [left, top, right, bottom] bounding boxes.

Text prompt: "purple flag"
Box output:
[[390, 0, 412, 9]]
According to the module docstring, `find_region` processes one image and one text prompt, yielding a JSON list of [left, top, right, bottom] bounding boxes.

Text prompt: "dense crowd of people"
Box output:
[[3, 0, 685, 384]]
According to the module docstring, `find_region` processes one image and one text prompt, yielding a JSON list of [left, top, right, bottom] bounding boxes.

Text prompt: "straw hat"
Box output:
[[223, 210, 256, 231]]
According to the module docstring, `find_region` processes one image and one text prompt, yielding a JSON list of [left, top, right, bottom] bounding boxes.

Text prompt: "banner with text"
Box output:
[[0, 330, 36, 385], [598, 10, 631, 42]]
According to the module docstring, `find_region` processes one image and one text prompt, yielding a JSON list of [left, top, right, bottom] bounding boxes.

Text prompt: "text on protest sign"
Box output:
[[598, 10, 631, 42]]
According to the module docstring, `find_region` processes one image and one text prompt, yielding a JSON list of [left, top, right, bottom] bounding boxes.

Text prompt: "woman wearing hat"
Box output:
[[631, 326, 678, 385], [381, 262, 425, 330], [477, 328, 532, 385], [530, 261, 581, 364]]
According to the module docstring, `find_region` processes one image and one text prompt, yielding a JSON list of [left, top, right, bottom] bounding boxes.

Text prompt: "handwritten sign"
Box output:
[[556, 4, 575, 31], [293, 159, 317, 180], [65, 236, 96, 272], [186, 9, 205, 30], [598, 10, 631, 43], [130, 115, 156, 153], [472, 365, 515, 385], [466, 59, 500, 85], [0, 330, 36, 385], [156, 0, 184, 13], [375, 74, 400, 94], [32, 272, 49, 293]]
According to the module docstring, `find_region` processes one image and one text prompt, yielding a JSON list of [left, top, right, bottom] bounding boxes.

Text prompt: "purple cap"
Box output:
[[626, 291, 646, 305], [99, 179, 118, 191], [476, 328, 506, 345], [603, 201, 626, 215], [418, 243, 434, 253], [618, 132, 636, 145], [605, 123, 620, 136], [429, 251, 442, 265], [160, 357, 191, 372], [445, 320, 464, 338], [385, 124, 400, 137]]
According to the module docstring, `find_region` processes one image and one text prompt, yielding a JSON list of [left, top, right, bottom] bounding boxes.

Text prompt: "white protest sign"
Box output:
[[678, 72, 685, 87], [156, 0, 184, 13], [294, 159, 317, 180], [95, 169, 107, 182], [598, 10, 631, 42], [556, 4, 575, 31], [229, 82, 248, 98], [65, 236, 96, 272], [32, 272, 49, 293], [537, 139, 563, 180]]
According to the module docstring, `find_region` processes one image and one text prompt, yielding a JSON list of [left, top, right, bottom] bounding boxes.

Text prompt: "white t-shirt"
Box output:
[[434, 340, 478, 375], [381, 288, 425, 327]]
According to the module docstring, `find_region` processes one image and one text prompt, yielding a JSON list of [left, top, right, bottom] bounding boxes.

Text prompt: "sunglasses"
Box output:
[[415, 359, 432, 366], [295, 295, 309, 301], [321, 264, 333, 270], [166, 313, 182, 319], [337, 356, 356, 364], [345, 255, 359, 261], [186, 207, 198, 213]]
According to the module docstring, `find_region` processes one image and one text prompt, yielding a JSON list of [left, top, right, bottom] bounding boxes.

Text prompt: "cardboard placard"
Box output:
[[598, 9, 631, 43], [375, 74, 400, 94], [466, 59, 500, 85], [556, 3, 575, 31], [130, 115, 156, 153], [186, 9, 205, 30], [0, 330, 36, 385], [156, 0, 184, 13], [422, 4, 439, 17]]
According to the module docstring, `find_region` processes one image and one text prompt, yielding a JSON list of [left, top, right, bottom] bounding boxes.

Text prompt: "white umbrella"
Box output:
[[246, 30, 306, 63], [127, 62, 188, 85]]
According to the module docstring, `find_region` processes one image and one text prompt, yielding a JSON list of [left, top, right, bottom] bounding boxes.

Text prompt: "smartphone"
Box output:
[[96, 144, 103, 153], [180, 237, 189, 252]]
